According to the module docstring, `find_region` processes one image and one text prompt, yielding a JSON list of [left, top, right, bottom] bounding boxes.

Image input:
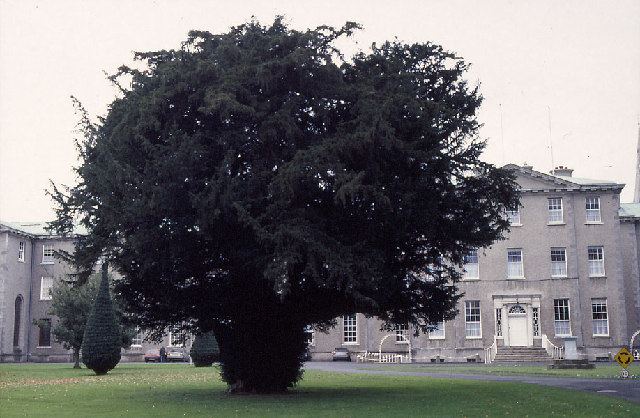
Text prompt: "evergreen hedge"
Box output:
[[81, 264, 121, 375], [190, 332, 220, 367]]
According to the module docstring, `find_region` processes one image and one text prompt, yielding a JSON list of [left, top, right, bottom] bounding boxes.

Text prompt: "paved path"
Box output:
[[304, 361, 640, 404]]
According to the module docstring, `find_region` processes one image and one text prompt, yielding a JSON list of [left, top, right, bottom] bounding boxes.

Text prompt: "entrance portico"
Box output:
[[493, 294, 541, 347]]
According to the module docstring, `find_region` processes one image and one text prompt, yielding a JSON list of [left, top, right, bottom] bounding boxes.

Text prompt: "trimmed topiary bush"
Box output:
[[81, 263, 121, 375], [190, 331, 220, 367]]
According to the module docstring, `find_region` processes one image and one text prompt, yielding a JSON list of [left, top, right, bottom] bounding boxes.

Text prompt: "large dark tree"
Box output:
[[50, 18, 518, 392]]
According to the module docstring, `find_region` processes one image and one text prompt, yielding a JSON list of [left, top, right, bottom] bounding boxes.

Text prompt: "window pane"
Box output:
[[591, 299, 608, 335], [343, 314, 357, 343], [548, 198, 563, 223], [554, 299, 571, 335], [40, 277, 53, 300], [428, 321, 445, 339], [586, 197, 601, 222], [465, 301, 481, 337], [507, 208, 521, 224], [551, 248, 567, 277], [464, 249, 479, 279], [38, 319, 51, 347], [395, 323, 409, 342], [588, 247, 605, 276], [507, 249, 523, 277]]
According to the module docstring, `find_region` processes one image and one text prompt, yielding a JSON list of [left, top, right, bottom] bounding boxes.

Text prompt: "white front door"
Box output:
[[508, 315, 528, 346]]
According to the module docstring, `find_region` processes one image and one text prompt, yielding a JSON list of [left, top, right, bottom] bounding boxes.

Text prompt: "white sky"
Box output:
[[1, 0, 639, 222]]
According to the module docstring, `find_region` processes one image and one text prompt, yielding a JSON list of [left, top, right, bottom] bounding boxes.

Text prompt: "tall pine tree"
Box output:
[[81, 263, 121, 375], [50, 18, 519, 392]]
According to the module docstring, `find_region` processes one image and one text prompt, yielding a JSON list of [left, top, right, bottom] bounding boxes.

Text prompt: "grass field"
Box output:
[[360, 362, 640, 379], [1, 363, 638, 417]]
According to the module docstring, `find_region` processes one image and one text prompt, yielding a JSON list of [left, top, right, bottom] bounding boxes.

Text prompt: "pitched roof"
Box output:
[[503, 164, 624, 191], [0, 221, 86, 238], [619, 203, 640, 220]]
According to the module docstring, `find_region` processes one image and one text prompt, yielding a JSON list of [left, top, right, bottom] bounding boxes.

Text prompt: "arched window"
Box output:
[[508, 305, 526, 314], [13, 295, 23, 347]]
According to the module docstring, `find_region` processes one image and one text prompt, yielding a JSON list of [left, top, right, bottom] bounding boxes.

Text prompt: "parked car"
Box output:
[[166, 348, 189, 362], [144, 349, 161, 363], [332, 347, 351, 362]]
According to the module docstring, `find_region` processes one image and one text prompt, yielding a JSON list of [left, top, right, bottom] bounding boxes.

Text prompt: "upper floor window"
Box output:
[[428, 320, 445, 339], [463, 249, 479, 279], [507, 249, 524, 278], [18, 241, 25, 262], [395, 323, 409, 343], [464, 301, 481, 338], [42, 244, 54, 264], [343, 314, 357, 344], [586, 197, 601, 223], [550, 248, 567, 277], [40, 277, 53, 300], [588, 246, 605, 277], [506, 207, 521, 225], [548, 197, 563, 223], [554, 299, 571, 336], [591, 299, 609, 336]]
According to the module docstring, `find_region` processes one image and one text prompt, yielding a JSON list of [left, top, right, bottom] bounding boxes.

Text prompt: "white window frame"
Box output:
[[591, 299, 609, 336], [304, 325, 315, 346], [395, 323, 409, 343], [586, 197, 602, 223], [495, 308, 503, 337], [548, 197, 564, 224], [463, 249, 479, 280], [507, 249, 524, 279], [554, 299, 571, 336], [343, 314, 358, 345], [532, 307, 540, 337], [168, 329, 186, 347], [131, 329, 144, 347], [550, 247, 567, 278], [428, 320, 445, 340], [588, 246, 605, 277], [506, 207, 521, 226], [42, 244, 54, 264], [40, 277, 53, 301], [465, 301, 482, 339], [18, 241, 25, 262]]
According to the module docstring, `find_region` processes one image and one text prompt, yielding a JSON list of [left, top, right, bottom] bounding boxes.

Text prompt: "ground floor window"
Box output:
[[532, 307, 540, 337], [38, 318, 51, 347], [591, 299, 609, 336], [465, 301, 481, 338], [428, 320, 445, 339], [343, 314, 357, 343], [131, 329, 144, 347], [304, 325, 315, 346], [554, 299, 571, 336], [495, 308, 502, 337], [395, 323, 409, 342], [169, 329, 186, 347]]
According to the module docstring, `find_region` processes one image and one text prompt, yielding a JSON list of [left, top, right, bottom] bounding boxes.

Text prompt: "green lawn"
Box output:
[[1, 363, 638, 417], [359, 362, 640, 379]]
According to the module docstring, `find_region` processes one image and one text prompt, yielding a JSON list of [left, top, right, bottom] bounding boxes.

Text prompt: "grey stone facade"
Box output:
[[0, 222, 187, 363], [2, 164, 640, 364], [309, 165, 640, 362]]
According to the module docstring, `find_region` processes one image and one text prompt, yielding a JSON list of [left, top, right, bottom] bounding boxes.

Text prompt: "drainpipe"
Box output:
[[25, 239, 35, 362]]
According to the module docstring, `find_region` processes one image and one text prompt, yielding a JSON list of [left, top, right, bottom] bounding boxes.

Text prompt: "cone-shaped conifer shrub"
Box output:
[[190, 331, 220, 367], [81, 263, 121, 375]]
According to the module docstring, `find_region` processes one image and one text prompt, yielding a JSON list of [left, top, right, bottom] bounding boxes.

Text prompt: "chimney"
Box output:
[[551, 166, 573, 177]]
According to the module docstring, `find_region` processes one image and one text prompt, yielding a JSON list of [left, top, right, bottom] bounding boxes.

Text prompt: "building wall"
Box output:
[[310, 171, 638, 361]]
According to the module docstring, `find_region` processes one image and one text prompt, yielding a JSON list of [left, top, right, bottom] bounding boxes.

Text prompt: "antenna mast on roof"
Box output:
[[634, 115, 640, 203], [547, 106, 556, 172], [499, 103, 506, 165]]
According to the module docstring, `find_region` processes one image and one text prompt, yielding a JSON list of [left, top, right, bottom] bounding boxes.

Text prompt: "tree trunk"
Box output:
[[216, 306, 308, 394], [73, 347, 81, 369]]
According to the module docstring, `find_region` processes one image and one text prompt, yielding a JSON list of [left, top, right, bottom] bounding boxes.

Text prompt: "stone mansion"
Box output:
[[2, 163, 640, 362]]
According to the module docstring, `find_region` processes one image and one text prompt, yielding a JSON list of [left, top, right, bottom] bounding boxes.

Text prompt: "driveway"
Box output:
[[304, 361, 640, 404]]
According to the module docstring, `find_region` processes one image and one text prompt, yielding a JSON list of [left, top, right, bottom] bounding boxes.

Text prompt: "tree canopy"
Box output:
[[51, 18, 518, 392]]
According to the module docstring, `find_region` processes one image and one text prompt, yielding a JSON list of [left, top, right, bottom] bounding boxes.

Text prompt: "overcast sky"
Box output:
[[1, 0, 639, 222]]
